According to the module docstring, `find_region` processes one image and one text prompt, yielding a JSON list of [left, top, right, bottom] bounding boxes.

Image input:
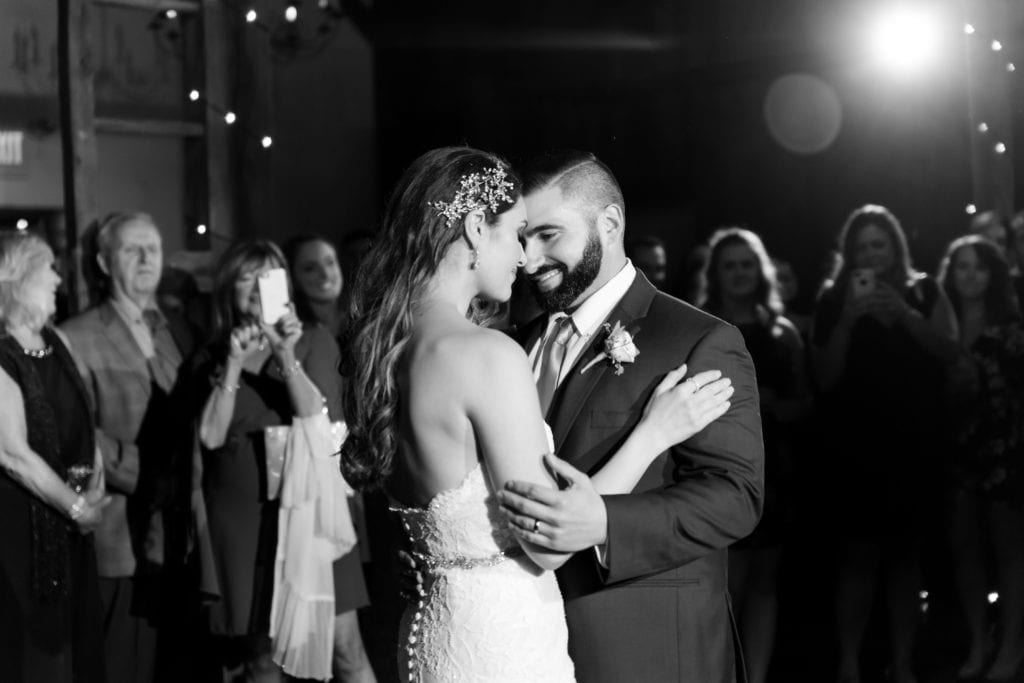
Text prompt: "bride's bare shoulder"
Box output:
[[409, 325, 527, 378]]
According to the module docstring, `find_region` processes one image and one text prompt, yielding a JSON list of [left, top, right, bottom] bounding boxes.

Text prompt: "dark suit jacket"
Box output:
[[519, 273, 764, 683], [60, 301, 195, 578]]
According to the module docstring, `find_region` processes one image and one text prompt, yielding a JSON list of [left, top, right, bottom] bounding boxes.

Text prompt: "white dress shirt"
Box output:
[[529, 260, 637, 388]]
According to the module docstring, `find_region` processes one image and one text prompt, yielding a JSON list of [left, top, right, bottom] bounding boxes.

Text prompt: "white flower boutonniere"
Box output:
[[580, 321, 639, 376]]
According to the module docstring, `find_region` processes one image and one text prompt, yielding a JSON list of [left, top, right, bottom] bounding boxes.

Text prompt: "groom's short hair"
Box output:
[[520, 150, 625, 221]]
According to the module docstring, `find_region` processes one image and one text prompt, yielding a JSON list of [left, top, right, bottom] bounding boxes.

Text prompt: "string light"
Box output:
[[978, 122, 989, 133], [165, 9, 178, 19], [261, 136, 273, 148], [15, 218, 28, 230], [966, 204, 977, 214], [284, 5, 298, 22], [189, 89, 200, 101], [196, 224, 207, 235], [246, 8, 257, 22], [995, 142, 1007, 154], [1008, 63, 1016, 72], [991, 40, 1003, 51], [964, 23, 975, 35], [224, 111, 236, 124]]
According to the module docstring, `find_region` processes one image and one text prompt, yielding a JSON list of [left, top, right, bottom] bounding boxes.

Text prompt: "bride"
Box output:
[[341, 147, 732, 682]]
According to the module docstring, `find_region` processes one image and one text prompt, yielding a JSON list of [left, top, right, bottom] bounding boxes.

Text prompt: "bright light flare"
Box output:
[[868, 5, 944, 77]]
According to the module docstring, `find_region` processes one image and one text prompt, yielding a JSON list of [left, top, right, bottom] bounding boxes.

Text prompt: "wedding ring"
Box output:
[[689, 378, 701, 392], [532, 519, 541, 533]]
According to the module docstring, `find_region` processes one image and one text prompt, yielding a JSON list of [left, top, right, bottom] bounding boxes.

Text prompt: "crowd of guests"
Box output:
[[0, 201, 1022, 683]]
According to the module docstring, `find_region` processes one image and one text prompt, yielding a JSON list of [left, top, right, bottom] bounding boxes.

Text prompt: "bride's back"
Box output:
[[387, 309, 495, 508]]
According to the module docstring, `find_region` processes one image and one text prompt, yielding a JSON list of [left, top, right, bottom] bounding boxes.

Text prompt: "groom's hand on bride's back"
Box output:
[[498, 454, 607, 552]]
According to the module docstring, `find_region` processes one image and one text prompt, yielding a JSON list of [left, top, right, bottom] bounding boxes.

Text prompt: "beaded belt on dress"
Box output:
[[403, 545, 525, 681]]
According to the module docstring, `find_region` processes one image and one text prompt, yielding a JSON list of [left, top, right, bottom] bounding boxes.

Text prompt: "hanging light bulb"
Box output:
[[992, 40, 1003, 51], [285, 5, 298, 22], [995, 142, 1007, 154], [196, 224, 207, 235], [978, 122, 989, 133], [963, 23, 975, 35], [966, 204, 977, 215], [225, 112, 237, 124], [189, 89, 200, 101], [261, 136, 273, 148], [246, 9, 258, 22]]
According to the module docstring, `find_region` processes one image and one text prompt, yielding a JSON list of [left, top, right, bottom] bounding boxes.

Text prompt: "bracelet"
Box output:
[[69, 495, 87, 521], [218, 381, 240, 393], [279, 359, 302, 379]]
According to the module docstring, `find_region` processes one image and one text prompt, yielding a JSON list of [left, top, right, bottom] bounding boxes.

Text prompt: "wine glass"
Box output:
[[66, 464, 94, 494]]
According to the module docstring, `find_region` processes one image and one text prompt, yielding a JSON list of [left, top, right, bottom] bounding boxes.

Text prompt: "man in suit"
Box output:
[[60, 212, 194, 683], [498, 151, 764, 682]]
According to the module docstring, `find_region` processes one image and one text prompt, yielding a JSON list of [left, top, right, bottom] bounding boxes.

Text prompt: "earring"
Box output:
[[470, 248, 480, 270]]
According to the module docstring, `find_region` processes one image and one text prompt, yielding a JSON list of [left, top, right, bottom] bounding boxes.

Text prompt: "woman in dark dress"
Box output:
[[939, 235, 1024, 681], [812, 205, 959, 683], [0, 232, 107, 683], [700, 228, 811, 683], [193, 240, 374, 682], [284, 235, 346, 341]]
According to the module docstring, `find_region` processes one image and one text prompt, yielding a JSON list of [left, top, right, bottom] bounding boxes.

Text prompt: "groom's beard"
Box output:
[[528, 231, 603, 313]]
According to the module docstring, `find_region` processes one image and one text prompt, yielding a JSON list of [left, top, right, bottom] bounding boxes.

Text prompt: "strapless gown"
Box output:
[[390, 462, 576, 682]]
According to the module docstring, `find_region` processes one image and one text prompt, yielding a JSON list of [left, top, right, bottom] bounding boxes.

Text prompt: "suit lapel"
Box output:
[[548, 274, 658, 453]]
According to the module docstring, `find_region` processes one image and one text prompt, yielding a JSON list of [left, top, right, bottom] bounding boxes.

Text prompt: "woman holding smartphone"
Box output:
[[192, 240, 374, 682], [812, 205, 959, 683]]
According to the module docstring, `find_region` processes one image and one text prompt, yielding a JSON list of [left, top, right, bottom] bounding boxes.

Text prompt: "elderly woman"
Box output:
[[0, 232, 107, 682], [192, 239, 374, 682], [812, 205, 959, 683]]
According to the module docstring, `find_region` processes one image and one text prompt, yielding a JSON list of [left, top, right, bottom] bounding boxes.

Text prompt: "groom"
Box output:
[[498, 151, 764, 683]]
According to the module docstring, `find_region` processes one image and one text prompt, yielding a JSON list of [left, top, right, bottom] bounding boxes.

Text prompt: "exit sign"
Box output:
[[0, 131, 24, 166]]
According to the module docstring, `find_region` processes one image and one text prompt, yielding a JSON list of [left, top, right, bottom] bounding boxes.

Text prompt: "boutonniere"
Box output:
[[580, 321, 639, 376]]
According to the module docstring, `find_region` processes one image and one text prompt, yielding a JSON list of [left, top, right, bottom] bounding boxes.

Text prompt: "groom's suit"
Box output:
[[519, 272, 764, 683]]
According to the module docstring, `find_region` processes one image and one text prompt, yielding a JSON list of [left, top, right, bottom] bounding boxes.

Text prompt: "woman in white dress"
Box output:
[[341, 147, 733, 682]]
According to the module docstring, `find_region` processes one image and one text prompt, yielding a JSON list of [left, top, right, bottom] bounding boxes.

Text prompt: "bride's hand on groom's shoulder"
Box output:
[[498, 455, 607, 553], [640, 364, 734, 451]]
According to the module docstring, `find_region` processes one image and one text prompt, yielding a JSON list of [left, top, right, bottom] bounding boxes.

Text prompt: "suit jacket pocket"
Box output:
[[589, 410, 640, 429]]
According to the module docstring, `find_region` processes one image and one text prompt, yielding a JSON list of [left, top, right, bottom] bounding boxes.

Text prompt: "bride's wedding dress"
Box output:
[[390, 462, 577, 682]]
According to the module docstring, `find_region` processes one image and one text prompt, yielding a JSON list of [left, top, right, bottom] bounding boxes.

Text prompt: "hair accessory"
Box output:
[[431, 166, 515, 228]]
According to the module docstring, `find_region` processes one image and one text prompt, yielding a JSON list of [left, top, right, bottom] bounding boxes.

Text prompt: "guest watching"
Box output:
[[938, 235, 1024, 682], [284, 234, 346, 339], [193, 240, 375, 682], [812, 204, 959, 683], [699, 227, 811, 683], [60, 212, 197, 683], [0, 231, 108, 682], [625, 234, 668, 289]]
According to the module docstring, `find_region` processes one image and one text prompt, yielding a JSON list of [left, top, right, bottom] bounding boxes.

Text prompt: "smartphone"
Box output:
[[850, 268, 875, 298], [257, 268, 291, 325]]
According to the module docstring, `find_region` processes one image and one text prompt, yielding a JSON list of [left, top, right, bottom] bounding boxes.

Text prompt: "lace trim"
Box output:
[[412, 545, 525, 571]]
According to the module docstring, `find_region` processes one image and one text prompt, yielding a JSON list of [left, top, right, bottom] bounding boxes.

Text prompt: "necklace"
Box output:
[[22, 345, 54, 359]]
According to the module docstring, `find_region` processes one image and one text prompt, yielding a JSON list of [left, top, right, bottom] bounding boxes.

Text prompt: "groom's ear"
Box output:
[[462, 208, 487, 250], [597, 203, 625, 243]]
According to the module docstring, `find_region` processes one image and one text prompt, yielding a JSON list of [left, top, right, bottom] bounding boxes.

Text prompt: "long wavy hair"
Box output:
[[340, 146, 521, 490], [938, 235, 1020, 326], [699, 227, 782, 319], [825, 204, 919, 298], [208, 239, 289, 349]]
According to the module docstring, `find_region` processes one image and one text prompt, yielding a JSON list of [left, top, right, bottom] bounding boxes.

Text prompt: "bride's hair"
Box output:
[[341, 146, 521, 490]]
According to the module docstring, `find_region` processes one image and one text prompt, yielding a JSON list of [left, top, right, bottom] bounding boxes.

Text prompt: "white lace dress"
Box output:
[[390, 462, 577, 682]]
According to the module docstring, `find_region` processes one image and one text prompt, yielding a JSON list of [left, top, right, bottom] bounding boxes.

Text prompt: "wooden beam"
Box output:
[[95, 117, 205, 137], [93, 0, 201, 13], [58, 0, 98, 314], [202, 0, 236, 243]]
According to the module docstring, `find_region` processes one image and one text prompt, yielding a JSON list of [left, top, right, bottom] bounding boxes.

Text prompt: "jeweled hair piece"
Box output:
[[430, 166, 515, 227]]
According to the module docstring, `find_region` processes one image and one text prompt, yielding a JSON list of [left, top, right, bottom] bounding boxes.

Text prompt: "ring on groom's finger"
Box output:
[[532, 519, 541, 533]]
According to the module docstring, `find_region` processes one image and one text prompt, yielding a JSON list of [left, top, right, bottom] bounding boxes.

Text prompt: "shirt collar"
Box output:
[[109, 294, 163, 327], [565, 260, 637, 340]]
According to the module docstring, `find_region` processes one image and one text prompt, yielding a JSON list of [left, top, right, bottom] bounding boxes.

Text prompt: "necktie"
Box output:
[[535, 314, 577, 416], [142, 309, 181, 394]]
